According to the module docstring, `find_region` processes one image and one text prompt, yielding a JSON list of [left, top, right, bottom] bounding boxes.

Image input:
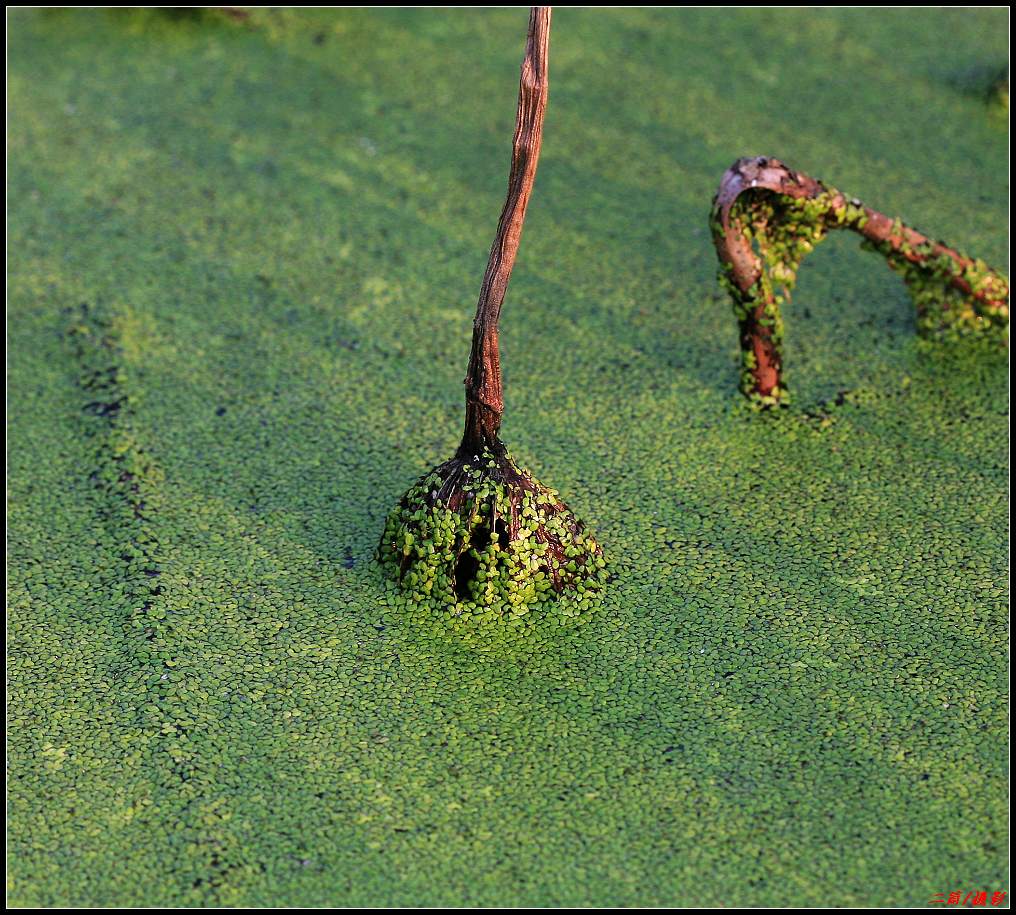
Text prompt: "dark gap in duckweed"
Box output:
[[453, 548, 481, 600], [452, 515, 501, 599], [65, 301, 163, 609], [953, 63, 1010, 116], [65, 301, 239, 904]]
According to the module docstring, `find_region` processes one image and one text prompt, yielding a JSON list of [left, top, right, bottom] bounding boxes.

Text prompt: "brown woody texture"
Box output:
[[460, 6, 550, 455]]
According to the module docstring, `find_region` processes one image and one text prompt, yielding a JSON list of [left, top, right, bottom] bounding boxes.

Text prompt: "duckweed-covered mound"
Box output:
[[7, 7, 1009, 908], [379, 447, 607, 621]]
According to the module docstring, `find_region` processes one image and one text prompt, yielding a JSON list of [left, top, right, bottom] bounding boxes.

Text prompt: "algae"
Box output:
[[7, 7, 1009, 907]]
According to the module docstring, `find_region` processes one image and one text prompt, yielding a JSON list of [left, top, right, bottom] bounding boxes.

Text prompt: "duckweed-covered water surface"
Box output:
[[7, 7, 1008, 907]]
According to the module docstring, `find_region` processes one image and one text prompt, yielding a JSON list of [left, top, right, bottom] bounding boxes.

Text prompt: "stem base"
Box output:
[[378, 443, 608, 618]]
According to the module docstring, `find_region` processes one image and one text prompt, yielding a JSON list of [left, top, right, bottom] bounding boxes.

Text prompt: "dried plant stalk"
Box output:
[[378, 8, 607, 620], [712, 156, 1009, 405]]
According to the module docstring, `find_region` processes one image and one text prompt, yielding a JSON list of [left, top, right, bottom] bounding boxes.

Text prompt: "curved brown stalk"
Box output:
[[711, 156, 1009, 406], [459, 6, 551, 456]]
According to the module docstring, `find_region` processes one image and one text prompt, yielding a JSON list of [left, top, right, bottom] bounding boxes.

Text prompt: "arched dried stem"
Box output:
[[711, 156, 1009, 405]]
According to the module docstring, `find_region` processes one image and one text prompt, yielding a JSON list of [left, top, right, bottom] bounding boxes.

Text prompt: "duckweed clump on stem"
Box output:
[[379, 445, 607, 620], [711, 156, 1009, 406], [377, 7, 607, 616]]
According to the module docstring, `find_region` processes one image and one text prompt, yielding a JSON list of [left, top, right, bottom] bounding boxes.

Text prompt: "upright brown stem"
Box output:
[[459, 7, 551, 457]]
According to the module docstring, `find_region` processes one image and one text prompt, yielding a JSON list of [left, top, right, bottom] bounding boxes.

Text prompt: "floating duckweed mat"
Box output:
[[7, 7, 1008, 907]]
